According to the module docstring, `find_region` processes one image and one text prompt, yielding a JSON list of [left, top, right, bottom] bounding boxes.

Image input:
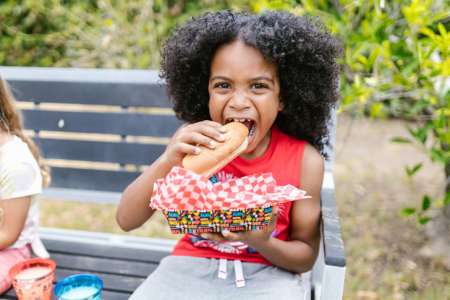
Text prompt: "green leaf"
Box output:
[[370, 102, 384, 118], [391, 137, 412, 144], [444, 192, 450, 206], [437, 23, 447, 37], [434, 111, 446, 129], [408, 126, 429, 144], [402, 207, 416, 216], [430, 148, 446, 164], [418, 216, 431, 225], [367, 46, 381, 69], [406, 163, 423, 177], [421, 195, 431, 211], [420, 27, 436, 39]]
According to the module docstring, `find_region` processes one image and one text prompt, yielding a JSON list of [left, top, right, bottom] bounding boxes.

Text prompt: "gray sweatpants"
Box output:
[[130, 256, 308, 300]]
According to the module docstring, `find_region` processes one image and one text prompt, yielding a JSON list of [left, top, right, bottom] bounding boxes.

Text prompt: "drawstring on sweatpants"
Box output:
[[218, 258, 227, 279], [217, 259, 246, 287], [234, 260, 245, 287]]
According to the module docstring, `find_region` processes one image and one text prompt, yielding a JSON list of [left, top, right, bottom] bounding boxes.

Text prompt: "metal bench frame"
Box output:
[[1, 66, 345, 299]]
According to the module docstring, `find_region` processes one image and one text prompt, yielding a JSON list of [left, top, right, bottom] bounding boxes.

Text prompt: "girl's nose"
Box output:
[[228, 90, 251, 111]]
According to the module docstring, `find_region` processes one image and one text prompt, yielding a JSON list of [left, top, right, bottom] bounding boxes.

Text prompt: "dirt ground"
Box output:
[[333, 115, 449, 299], [40, 114, 450, 299]]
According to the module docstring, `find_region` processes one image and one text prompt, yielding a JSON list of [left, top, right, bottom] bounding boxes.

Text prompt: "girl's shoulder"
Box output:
[[0, 135, 34, 161], [0, 132, 13, 145], [0, 135, 41, 180], [0, 137, 42, 199], [300, 143, 325, 186], [303, 142, 324, 165]]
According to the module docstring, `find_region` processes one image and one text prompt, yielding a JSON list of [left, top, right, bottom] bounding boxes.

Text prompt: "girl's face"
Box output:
[[208, 40, 282, 159]]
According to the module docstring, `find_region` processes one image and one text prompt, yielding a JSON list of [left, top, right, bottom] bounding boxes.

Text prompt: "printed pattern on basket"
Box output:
[[163, 206, 274, 234]]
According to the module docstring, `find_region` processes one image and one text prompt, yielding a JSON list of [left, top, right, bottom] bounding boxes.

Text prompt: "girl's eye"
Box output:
[[251, 83, 269, 89], [213, 82, 230, 89]]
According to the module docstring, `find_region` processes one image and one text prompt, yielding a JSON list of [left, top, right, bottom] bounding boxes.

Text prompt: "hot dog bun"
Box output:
[[182, 122, 249, 178]]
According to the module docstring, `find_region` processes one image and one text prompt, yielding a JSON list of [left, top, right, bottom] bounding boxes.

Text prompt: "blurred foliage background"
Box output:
[[1, 0, 449, 299]]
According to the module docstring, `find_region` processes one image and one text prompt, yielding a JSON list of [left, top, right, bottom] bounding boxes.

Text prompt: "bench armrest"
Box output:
[[321, 187, 346, 268], [311, 172, 346, 300]]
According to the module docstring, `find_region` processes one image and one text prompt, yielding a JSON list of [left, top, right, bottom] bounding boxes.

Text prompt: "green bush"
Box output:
[[0, 0, 68, 66], [0, 0, 234, 68]]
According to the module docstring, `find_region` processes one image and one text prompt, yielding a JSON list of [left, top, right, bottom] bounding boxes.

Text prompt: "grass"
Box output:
[[39, 114, 450, 299], [40, 201, 177, 240]]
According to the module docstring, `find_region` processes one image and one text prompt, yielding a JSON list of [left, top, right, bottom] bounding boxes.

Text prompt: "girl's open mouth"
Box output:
[[224, 118, 256, 138]]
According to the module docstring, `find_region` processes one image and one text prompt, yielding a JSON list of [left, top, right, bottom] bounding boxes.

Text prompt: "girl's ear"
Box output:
[[278, 100, 284, 112]]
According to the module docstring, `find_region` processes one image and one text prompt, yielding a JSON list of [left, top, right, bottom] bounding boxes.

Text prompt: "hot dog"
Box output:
[[182, 122, 249, 178]]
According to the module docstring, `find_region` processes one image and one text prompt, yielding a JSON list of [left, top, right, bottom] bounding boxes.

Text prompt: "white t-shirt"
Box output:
[[0, 135, 48, 257]]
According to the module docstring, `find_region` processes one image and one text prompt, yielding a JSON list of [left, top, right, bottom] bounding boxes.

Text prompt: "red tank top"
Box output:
[[171, 127, 306, 265]]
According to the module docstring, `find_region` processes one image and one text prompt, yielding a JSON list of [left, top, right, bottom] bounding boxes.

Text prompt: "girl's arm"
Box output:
[[116, 121, 227, 231], [116, 155, 173, 231], [219, 143, 323, 273], [0, 197, 31, 250]]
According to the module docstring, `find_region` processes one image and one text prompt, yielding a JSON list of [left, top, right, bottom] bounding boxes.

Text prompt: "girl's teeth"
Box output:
[[231, 118, 250, 123]]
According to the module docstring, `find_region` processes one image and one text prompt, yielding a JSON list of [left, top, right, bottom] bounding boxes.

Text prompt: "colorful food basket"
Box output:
[[151, 167, 309, 235]]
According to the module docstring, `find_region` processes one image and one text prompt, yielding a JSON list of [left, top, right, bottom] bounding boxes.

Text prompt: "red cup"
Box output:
[[8, 258, 56, 300]]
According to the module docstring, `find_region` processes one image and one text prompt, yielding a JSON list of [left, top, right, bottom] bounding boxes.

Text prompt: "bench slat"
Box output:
[[4, 67, 170, 108], [22, 110, 182, 137], [56, 268, 145, 294], [50, 253, 157, 277], [11, 80, 169, 107], [48, 167, 139, 192], [44, 238, 171, 264], [35, 138, 165, 165]]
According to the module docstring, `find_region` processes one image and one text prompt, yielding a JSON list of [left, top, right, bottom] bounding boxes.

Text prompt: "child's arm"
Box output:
[[217, 143, 323, 273], [116, 121, 227, 231], [0, 197, 31, 250]]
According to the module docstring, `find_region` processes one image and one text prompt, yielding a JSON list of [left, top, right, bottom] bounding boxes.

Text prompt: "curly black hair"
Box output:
[[160, 10, 342, 155]]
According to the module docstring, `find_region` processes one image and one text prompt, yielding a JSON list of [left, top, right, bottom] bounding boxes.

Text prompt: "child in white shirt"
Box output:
[[0, 78, 50, 294]]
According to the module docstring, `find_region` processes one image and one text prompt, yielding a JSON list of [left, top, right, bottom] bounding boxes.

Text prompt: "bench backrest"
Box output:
[[2, 67, 184, 202]]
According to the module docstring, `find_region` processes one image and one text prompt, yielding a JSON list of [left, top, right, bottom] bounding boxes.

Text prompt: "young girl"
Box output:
[[0, 78, 50, 294], [117, 10, 341, 299]]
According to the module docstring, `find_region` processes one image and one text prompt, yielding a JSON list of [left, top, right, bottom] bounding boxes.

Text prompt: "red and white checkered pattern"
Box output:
[[150, 167, 310, 210]]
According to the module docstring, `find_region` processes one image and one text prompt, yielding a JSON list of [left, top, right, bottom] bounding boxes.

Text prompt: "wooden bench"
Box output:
[[1, 66, 346, 300]]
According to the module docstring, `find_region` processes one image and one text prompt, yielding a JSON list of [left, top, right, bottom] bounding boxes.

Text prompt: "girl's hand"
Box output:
[[200, 206, 279, 248], [161, 121, 227, 167]]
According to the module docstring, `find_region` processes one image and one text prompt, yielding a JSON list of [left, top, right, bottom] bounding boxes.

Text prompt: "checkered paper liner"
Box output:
[[150, 167, 310, 233]]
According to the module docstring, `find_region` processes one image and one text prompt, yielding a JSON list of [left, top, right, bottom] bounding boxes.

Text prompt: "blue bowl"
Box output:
[[54, 274, 103, 300]]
